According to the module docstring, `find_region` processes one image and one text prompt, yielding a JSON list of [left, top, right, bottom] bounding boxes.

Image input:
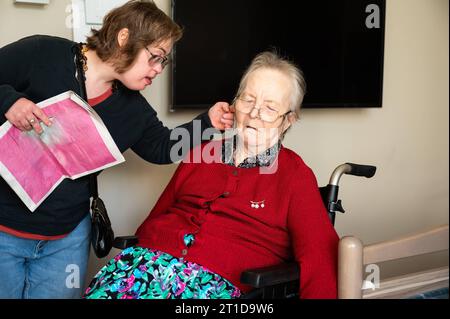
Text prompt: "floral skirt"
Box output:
[[84, 247, 241, 299]]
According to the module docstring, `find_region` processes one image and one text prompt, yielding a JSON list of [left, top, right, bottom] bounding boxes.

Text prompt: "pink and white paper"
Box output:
[[0, 91, 125, 212]]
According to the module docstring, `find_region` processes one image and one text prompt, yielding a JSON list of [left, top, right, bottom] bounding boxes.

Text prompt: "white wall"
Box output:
[[0, 0, 72, 46], [0, 0, 448, 285]]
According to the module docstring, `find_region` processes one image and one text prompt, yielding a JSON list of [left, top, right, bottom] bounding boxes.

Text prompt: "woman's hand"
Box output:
[[5, 98, 52, 134], [208, 102, 235, 130]]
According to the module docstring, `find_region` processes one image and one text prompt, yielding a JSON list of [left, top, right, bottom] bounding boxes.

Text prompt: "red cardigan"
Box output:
[[136, 141, 339, 298]]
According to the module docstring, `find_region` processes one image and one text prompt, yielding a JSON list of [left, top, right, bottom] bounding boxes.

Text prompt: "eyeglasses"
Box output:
[[145, 47, 170, 68], [234, 96, 291, 123]]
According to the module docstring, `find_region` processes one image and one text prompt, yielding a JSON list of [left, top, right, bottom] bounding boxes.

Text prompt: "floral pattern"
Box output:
[[84, 247, 241, 299], [222, 136, 281, 168]]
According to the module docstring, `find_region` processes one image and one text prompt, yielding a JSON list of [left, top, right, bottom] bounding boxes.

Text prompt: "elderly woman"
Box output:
[[84, 52, 339, 299]]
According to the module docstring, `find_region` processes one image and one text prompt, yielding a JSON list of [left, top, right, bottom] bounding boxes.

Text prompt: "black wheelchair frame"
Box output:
[[113, 162, 376, 299]]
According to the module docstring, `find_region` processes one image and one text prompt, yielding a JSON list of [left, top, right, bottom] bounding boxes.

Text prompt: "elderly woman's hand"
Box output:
[[208, 102, 235, 130]]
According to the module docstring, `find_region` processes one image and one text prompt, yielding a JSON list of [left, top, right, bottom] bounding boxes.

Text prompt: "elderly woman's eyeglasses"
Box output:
[[234, 97, 291, 123], [145, 47, 170, 68]]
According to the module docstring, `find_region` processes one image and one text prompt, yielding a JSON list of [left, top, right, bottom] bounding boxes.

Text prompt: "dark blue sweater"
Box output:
[[0, 35, 214, 236]]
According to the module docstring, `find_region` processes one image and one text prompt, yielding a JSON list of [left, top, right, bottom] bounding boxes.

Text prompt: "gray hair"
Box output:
[[235, 51, 306, 120]]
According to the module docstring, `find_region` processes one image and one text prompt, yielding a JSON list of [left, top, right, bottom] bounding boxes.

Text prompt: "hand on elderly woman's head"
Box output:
[[208, 102, 235, 130]]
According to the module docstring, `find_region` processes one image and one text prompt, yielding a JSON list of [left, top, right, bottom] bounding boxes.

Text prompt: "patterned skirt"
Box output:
[[84, 246, 241, 299]]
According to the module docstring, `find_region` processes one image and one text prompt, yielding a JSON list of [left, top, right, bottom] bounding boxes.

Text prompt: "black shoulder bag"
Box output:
[[74, 43, 114, 258]]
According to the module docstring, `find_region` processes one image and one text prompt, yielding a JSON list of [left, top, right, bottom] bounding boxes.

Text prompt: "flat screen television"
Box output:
[[171, 0, 385, 110]]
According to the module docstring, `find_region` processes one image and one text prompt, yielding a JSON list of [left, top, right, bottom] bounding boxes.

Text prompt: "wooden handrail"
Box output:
[[338, 224, 449, 299], [363, 225, 449, 265], [338, 236, 364, 299]]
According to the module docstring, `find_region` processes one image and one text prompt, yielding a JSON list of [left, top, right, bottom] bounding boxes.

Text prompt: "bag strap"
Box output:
[[73, 43, 99, 200], [89, 175, 99, 200]]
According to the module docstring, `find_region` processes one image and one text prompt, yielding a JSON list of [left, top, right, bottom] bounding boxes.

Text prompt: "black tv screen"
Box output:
[[171, 0, 385, 109]]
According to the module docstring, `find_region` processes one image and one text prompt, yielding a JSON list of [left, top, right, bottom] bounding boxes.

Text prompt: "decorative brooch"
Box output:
[[250, 200, 265, 209]]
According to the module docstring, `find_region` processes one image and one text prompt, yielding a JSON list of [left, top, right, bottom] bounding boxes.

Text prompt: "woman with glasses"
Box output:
[[84, 51, 339, 299], [0, 0, 233, 299]]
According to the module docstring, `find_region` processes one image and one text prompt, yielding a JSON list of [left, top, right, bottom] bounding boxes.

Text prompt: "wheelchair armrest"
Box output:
[[240, 262, 299, 288], [113, 236, 139, 249]]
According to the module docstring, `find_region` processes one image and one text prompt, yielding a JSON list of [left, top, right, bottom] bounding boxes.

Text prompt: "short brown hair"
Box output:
[[86, 0, 183, 73]]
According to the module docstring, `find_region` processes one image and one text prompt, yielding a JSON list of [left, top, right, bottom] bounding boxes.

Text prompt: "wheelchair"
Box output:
[[112, 162, 377, 299]]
